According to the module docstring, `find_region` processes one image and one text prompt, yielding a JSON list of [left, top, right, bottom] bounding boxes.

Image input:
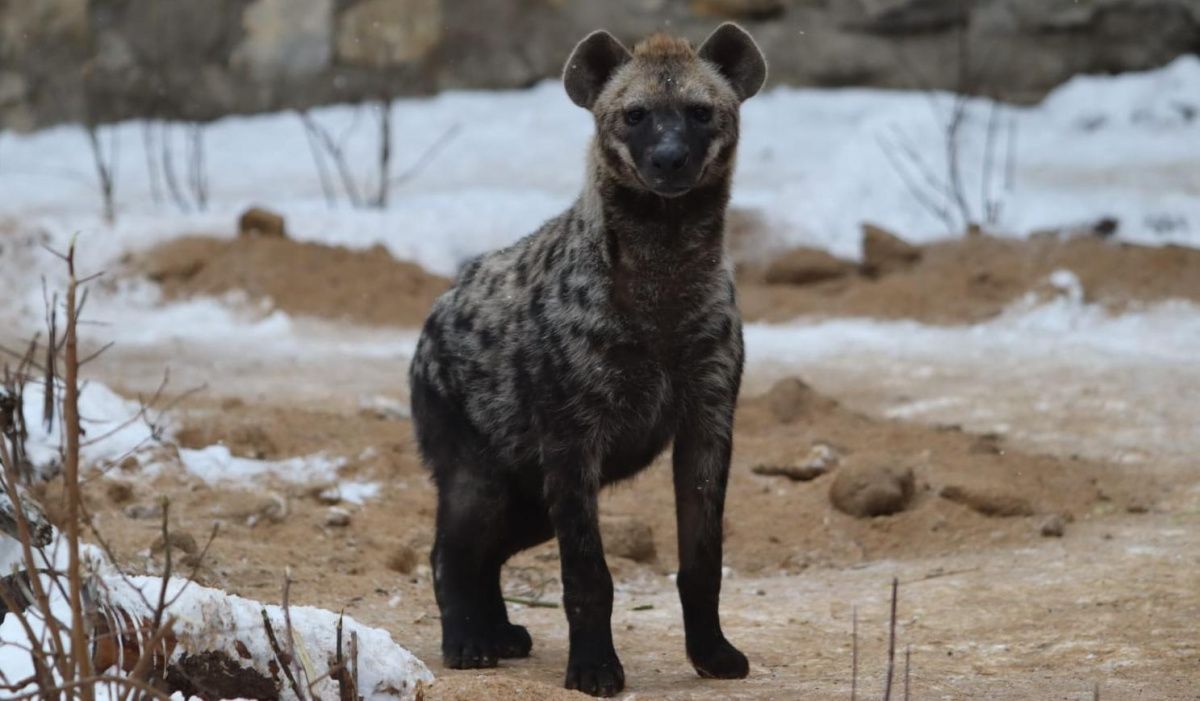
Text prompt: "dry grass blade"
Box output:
[[882, 577, 898, 701], [262, 609, 305, 700]]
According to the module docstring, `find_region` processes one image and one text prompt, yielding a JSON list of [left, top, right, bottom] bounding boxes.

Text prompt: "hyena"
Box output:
[[409, 23, 766, 697]]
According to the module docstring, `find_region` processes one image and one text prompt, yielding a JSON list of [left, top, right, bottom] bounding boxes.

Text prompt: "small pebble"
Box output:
[[325, 507, 352, 528], [1039, 514, 1066, 538]]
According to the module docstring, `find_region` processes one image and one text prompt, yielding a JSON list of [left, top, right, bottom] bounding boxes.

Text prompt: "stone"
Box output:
[[940, 484, 1035, 517], [238, 207, 287, 239], [335, 0, 441, 68], [232, 0, 333, 80], [691, 0, 786, 21], [600, 515, 656, 563], [763, 248, 853, 286], [861, 223, 921, 277], [829, 464, 914, 518], [325, 507, 352, 528], [124, 503, 163, 520], [1039, 513, 1066, 538], [753, 443, 840, 481]]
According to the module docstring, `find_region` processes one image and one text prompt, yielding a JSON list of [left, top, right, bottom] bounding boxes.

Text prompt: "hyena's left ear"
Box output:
[[564, 30, 632, 110], [698, 23, 767, 102]]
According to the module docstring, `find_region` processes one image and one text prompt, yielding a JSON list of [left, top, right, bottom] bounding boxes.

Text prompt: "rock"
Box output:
[[313, 485, 342, 505], [106, 481, 134, 504], [691, 0, 786, 21], [763, 248, 853, 286], [839, 0, 967, 34], [151, 532, 199, 556], [940, 485, 1035, 517], [969, 433, 1004, 455], [123, 503, 163, 520], [763, 377, 838, 424], [231, 0, 332, 81], [829, 464, 914, 518], [753, 443, 840, 481], [600, 516, 656, 563], [1039, 513, 1066, 538], [237, 207, 287, 239], [861, 223, 921, 277], [335, 0, 441, 68], [387, 544, 419, 574], [325, 507, 352, 528]]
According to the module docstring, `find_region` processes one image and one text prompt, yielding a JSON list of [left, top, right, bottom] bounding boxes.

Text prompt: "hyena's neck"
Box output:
[[577, 148, 732, 274]]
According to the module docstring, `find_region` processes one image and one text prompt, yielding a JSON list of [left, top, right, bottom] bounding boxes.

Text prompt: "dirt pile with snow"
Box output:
[[128, 236, 450, 328], [738, 230, 1200, 324]]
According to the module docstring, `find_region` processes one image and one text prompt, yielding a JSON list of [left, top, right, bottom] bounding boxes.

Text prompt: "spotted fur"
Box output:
[[409, 23, 766, 697]]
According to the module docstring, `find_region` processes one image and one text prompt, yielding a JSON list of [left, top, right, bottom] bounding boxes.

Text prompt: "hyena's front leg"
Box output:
[[672, 404, 750, 679], [544, 450, 625, 697]]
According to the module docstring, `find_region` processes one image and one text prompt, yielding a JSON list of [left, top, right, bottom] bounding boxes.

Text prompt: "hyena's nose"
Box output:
[[649, 141, 690, 174]]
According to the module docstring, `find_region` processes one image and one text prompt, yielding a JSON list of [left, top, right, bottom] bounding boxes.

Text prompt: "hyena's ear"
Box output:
[[564, 30, 632, 110], [698, 23, 767, 102]]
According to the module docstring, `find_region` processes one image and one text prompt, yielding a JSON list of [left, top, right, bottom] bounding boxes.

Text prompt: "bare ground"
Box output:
[[17, 225, 1200, 699]]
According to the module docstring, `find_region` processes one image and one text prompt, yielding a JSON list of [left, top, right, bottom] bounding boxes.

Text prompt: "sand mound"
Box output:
[[130, 236, 450, 327], [738, 232, 1200, 324]]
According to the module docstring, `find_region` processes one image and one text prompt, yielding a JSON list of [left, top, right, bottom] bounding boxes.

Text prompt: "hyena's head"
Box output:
[[564, 23, 766, 198]]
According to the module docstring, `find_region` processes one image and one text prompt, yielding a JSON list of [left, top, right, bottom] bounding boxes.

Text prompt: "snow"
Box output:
[[101, 576, 433, 700], [0, 539, 430, 700], [19, 378, 158, 477], [174, 444, 380, 502]]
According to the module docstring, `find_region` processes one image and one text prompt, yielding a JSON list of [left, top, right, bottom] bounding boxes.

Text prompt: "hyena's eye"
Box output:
[[624, 108, 647, 126], [688, 105, 714, 124]]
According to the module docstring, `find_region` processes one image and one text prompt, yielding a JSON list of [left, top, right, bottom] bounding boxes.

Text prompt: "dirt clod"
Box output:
[[829, 464, 915, 517], [763, 247, 852, 286], [152, 532, 199, 556], [861, 222, 921, 276], [105, 480, 134, 504], [600, 515, 657, 563], [764, 377, 838, 424], [1040, 513, 1067, 537], [941, 484, 1035, 517], [387, 544, 420, 574], [237, 206, 287, 239]]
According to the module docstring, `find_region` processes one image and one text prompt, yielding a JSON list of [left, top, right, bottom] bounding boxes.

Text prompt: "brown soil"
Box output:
[[129, 229, 1200, 332], [738, 233, 1200, 324], [127, 236, 450, 327], [71, 369, 1173, 698]]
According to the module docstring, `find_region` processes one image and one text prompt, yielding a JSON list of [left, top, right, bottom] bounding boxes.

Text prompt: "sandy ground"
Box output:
[[8, 227, 1200, 699]]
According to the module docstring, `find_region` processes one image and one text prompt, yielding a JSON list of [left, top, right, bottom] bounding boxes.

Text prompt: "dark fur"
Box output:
[[409, 23, 766, 697]]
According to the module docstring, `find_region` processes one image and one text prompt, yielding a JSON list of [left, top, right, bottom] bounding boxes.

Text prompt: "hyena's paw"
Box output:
[[442, 623, 532, 668], [689, 636, 749, 679], [495, 622, 533, 659], [564, 647, 625, 697]]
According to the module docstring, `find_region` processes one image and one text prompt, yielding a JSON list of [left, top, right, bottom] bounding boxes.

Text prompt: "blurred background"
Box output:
[[2, 0, 1198, 129]]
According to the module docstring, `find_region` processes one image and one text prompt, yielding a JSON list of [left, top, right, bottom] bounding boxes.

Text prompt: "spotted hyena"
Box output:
[[408, 23, 767, 697]]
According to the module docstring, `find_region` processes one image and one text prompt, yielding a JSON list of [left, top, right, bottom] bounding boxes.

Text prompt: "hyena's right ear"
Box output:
[[564, 30, 632, 110]]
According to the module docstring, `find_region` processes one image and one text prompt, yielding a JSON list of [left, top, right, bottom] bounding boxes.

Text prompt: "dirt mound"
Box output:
[[739, 232, 1200, 324], [130, 236, 450, 327]]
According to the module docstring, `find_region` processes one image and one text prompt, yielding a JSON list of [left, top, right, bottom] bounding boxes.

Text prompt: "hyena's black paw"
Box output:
[[689, 636, 749, 679], [564, 649, 625, 697], [495, 622, 533, 658], [442, 631, 501, 669]]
